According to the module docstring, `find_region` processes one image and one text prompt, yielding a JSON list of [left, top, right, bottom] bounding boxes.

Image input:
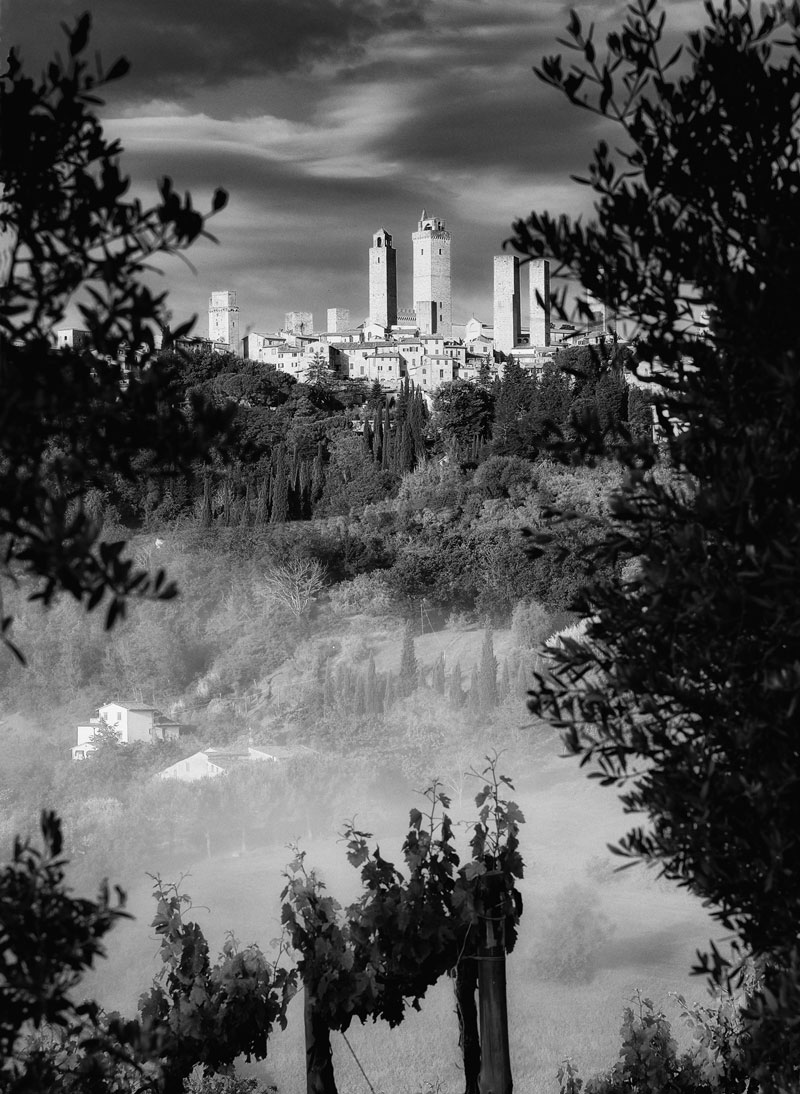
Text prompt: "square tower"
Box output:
[[285, 311, 314, 336], [529, 259, 551, 347], [327, 307, 351, 334], [412, 210, 452, 336], [493, 255, 521, 354], [369, 228, 398, 329], [208, 290, 240, 350]]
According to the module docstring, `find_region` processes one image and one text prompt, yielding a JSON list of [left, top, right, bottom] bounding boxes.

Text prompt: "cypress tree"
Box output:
[[516, 660, 529, 699], [376, 673, 387, 715], [372, 412, 383, 464], [362, 418, 373, 459], [364, 655, 378, 715], [432, 653, 446, 695], [395, 376, 409, 427], [200, 473, 213, 527], [479, 626, 498, 711], [399, 421, 415, 474], [448, 660, 464, 708], [409, 387, 428, 463], [381, 401, 392, 470], [398, 622, 418, 696], [353, 675, 366, 717], [254, 479, 268, 526], [222, 477, 233, 526], [270, 445, 289, 524], [311, 441, 325, 505], [380, 669, 393, 713], [468, 663, 481, 713], [498, 657, 511, 703], [238, 483, 251, 528], [287, 462, 304, 521]]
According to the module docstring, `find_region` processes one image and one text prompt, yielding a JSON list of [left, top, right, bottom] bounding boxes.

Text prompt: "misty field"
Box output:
[[80, 734, 719, 1094]]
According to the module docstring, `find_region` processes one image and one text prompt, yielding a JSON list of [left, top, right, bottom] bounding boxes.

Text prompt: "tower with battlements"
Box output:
[[493, 255, 521, 354], [208, 290, 240, 350], [412, 210, 451, 336], [369, 228, 398, 330]]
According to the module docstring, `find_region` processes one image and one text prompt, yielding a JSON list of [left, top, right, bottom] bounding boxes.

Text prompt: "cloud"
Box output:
[[7, 0, 713, 337], [0, 0, 430, 97]]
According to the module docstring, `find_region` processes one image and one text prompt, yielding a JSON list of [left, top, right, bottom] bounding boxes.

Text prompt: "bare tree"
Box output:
[[260, 558, 326, 619]]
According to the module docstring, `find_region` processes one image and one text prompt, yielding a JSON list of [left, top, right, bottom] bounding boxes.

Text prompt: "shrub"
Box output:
[[558, 991, 750, 1094], [473, 455, 538, 500], [510, 599, 554, 651], [533, 883, 614, 984], [327, 572, 394, 618]]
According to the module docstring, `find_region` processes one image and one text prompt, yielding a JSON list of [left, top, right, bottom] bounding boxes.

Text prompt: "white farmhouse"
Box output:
[[72, 700, 183, 760], [155, 744, 296, 783]]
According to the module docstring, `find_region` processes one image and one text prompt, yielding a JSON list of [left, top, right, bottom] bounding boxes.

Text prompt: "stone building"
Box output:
[[493, 254, 521, 354], [208, 290, 240, 350], [284, 311, 314, 336], [369, 228, 398, 329], [529, 259, 551, 347], [412, 210, 452, 336], [326, 307, 351, 334]]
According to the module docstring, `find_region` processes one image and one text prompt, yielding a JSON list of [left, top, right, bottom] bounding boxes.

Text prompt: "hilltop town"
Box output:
[[204, 210, 614, 395], [57, 210, 614, 393]]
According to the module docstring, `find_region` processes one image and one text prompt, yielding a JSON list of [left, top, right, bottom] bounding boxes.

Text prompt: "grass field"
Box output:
[[81, 733, 722, 1093]]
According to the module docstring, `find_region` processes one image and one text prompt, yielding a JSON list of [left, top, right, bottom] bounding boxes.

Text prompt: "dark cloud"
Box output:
[[7, 0, 707, 336], [1, 0, 430, 97]]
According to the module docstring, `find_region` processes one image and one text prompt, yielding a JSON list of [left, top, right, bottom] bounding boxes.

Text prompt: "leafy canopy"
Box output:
[[0, 14, 231, 657], [511, 1, 800, 1082]]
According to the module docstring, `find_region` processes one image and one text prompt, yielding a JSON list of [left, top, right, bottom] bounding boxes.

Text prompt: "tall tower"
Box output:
[[493, 255, 521, 354], [208, 290, 240, 350], [529, 259, 551, 346], [412, 210, 451, 336], [327, 307, 351, 334], [369, 228, 398, 329]]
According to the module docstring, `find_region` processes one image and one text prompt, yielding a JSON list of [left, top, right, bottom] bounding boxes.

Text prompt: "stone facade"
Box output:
[[284, 310, 314, 336], [334, 333, 464, 392], [493, 255, 521, 354], [369, 228, 398, 329], [529, 259, 551, 347], [326, 307, 351, 334], [208, 290, 240, 350], [412, 210, 452, 336]]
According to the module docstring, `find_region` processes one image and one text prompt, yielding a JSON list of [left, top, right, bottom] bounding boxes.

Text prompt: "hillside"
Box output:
[[78, 731, 720, 1094]]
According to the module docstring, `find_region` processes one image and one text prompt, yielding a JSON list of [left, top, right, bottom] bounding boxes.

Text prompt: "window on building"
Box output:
[[440, 369, 444, 378], [438, 248, 442, 255]]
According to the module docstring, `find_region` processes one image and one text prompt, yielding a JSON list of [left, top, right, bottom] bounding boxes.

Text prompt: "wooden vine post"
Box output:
[[304, 985, 337, 1094], [476, 870, 512, 1094], [454, 955, 481, 1094]]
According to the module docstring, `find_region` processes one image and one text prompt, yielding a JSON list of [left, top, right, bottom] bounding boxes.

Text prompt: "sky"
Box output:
[[1, 0, 703, 339]]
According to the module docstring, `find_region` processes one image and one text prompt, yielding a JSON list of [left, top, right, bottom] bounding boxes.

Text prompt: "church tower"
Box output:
[[208, 290, 240, 350], [369, 228, 397, 329], [412, 210, 451, 336]]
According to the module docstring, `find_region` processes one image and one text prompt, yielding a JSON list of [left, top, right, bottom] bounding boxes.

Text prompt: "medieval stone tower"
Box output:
[[369, 228, 398, 329], [412, 210, 451, 336], [493, 254, 521, 354], [529, 259, 551, 346], [208, 290, 240, 349]]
